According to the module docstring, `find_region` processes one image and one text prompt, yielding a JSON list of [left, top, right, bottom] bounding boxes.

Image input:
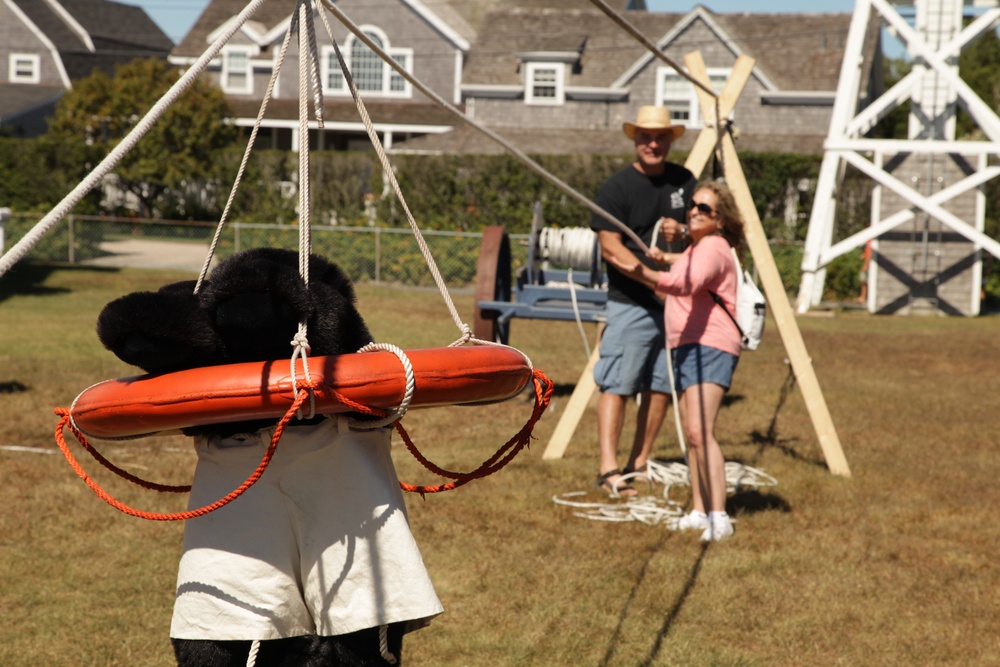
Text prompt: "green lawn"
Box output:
[[1, 264, 998, 666]]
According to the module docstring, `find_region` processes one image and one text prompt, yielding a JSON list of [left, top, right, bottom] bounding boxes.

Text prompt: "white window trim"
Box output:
[[9, 53, 41, 84], [655, 65, 732, 129], [321, 26, 413, 99], [525, 62, 564, 106], [386, 47, 413, 98], [221, 46, 253, 95]]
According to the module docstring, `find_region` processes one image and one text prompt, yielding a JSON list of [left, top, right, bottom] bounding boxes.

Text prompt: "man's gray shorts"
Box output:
[[593, 300, 670, 395]]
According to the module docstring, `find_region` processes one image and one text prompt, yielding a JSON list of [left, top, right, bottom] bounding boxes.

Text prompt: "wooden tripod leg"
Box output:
[[542, 323, 604, 460], [719, 134, 852, 477]]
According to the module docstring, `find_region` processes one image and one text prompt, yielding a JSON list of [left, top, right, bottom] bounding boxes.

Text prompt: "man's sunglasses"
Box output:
[[689, 202, 716, 216]]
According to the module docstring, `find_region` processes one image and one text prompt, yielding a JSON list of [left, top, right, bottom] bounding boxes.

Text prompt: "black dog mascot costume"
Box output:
[[97, 248, 442, 667]]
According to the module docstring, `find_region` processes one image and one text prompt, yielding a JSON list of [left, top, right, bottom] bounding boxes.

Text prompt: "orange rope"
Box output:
[[397, 368, 553, 496], [53, 368, 553, 518], [53, 383, 316, 521]]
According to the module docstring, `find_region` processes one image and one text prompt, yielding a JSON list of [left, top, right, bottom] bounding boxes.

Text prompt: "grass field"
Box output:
[[1, 264, 999, 666]]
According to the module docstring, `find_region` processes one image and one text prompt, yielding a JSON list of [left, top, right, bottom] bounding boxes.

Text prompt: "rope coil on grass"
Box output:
[[552, 459, 778, 527]]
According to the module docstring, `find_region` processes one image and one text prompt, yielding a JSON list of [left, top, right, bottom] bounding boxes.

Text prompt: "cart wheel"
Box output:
[[474, 226, 512, 344]]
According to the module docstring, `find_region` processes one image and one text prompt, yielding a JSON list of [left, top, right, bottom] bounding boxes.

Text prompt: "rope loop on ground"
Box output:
[[553, 459, 778, 527]]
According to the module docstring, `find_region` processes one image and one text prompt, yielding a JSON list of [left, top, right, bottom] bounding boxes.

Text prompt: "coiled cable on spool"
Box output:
[[535, 226, 601, 359], [537, 227, 599, 272]]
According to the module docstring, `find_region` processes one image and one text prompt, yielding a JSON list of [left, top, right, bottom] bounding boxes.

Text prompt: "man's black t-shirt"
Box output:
[[590, 162, 697, 310]]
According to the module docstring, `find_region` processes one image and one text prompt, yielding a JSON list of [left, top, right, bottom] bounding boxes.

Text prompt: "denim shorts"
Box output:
[[671, 343, 739, 392], [593, 301, 670, 395]]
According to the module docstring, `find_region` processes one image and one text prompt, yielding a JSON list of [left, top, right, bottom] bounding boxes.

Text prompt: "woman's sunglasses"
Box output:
[[689, 202, 716, 216]]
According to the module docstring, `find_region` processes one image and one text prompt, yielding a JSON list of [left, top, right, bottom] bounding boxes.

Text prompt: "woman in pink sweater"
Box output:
[[607, 180, 745, 542]]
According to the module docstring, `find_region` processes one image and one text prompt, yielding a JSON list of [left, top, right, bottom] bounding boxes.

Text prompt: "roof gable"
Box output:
[[175, 0, 475, 58], [56, 0, 172, 50], [464, 6, 856, 94]]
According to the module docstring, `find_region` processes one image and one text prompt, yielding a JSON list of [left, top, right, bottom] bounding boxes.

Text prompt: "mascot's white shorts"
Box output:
[[170, 416, 443, 641]]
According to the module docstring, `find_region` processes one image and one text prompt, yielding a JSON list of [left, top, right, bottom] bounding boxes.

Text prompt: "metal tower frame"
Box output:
[[796, 0, 1000, 314]]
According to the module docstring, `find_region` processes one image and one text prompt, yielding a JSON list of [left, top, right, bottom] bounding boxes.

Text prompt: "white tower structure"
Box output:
[[797, 0, 1000, 315]]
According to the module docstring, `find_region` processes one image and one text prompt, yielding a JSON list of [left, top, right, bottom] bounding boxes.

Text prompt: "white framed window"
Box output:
[[9, 53, 40, 84], [322, 26, 412, 98], [221, 47, 252, 94], [525, 62, 564, 105], [655, 66, 731, 128]]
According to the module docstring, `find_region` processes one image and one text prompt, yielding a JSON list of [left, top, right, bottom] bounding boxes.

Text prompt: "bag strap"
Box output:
[[709, 290, 744, 339], [709, 247, 746, 342]]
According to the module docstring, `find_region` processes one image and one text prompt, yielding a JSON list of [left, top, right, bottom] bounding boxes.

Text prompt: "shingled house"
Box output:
[[0, 0, 173, 137], [407, 2, 881, 155], [168, 0, 881, 155], [169, 0, 480, 151]]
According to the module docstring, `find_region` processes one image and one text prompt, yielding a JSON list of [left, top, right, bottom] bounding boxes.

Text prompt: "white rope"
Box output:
[[246, 639, 260, 667], [537, 227, 598, 271], [533, 227, 601, 359], [0, 0, 270, 278], [566, 268, 591, 360], [378, 625, 398, 665], [290, 329, 316, 420], [195, 10, 298, 292], [316, 0, 649, 253], [316, 4, 538, 387], [552, 491, 684, 526], [553, 460, 777, 527], [297, 0, 314, 293], [663, 304, 687, 456], [315, 7, 468, 339], [347, 343, 415, 430]]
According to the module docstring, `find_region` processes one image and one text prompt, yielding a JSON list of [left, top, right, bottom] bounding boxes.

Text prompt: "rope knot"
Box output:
[[290, 331, 311, 354]]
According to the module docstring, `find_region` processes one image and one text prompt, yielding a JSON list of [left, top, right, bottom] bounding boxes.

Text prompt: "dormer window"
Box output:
[[222, 47, 252, 94], [9, 54, 40, 84], [525, 62, 564, 105], [322, 26, 412, 98], [656, 66, 731, 128]]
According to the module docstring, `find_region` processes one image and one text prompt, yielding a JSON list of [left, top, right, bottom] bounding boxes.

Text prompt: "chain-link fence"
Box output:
[[0, 213, 533, 289], [1, 213, 820, 296]]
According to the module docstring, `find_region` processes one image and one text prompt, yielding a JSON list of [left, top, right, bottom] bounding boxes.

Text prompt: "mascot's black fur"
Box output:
[[97, 248, 406, 667]]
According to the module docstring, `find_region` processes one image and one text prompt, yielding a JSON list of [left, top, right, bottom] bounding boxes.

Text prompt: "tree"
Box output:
[[872, 56, 912, 140], [47, 58, 237, 218], [957, 25, 1000, 139]]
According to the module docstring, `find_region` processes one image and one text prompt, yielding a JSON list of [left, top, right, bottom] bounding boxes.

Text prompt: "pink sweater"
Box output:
[[654, 235, 741, 356]]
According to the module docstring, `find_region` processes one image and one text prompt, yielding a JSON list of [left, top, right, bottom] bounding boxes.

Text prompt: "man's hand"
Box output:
[[658, 216, 688, 244], [605, 253, 658, 288]]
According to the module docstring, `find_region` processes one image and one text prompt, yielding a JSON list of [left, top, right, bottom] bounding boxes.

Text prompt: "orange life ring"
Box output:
[[69, 346, 532, 439]]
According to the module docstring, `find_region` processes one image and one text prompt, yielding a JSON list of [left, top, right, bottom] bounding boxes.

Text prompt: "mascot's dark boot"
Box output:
[[173, 625, 405, 666], [97, 280, 223, 375]]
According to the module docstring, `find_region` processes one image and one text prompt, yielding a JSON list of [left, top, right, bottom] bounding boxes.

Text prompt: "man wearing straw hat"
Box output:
[[590, 105, 695, 497]]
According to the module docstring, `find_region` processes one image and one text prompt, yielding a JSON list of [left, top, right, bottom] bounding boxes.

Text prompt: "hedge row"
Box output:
[[3, 137, 997, 301]]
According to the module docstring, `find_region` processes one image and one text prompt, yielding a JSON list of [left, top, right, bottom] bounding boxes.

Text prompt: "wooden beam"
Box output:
[[542, 324, 603, 460], [685, 50, 851, 477]]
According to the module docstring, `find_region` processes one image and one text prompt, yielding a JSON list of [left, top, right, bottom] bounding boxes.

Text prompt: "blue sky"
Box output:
[[119, 1, 861, 45]]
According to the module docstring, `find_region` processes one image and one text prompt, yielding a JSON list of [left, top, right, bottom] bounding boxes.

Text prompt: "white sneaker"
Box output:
[[675, 510, 709, 531], [700, 514, 735, 542]]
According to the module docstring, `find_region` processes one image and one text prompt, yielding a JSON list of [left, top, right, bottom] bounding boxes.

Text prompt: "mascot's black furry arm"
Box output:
[[97, 248, 442, 667]]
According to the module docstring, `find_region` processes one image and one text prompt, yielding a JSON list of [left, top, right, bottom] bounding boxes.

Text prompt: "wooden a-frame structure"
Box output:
[[543, 51, 851, 478]]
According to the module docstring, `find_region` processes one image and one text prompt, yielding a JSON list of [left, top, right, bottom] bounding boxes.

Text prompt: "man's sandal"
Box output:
[[595, 469, 636, 498], [622, 463, 651, 485]]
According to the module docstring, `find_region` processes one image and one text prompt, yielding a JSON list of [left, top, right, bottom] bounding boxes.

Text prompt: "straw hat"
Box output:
[[622, 106, 686, 141]]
